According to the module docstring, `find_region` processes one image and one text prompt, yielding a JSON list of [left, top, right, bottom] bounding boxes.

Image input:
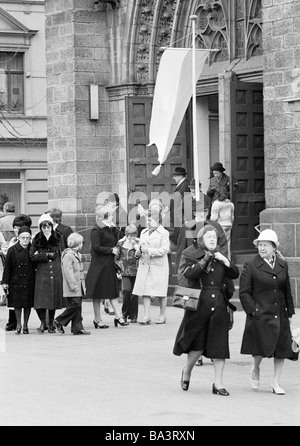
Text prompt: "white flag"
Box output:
[[149, 48, 209, 176]]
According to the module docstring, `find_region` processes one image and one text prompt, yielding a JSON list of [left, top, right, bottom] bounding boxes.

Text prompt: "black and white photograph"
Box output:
[[0, 0, 299, 429]]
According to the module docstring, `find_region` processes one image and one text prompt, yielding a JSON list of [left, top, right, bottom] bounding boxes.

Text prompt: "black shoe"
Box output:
[[212, 383, 230, 396], [23, 328, 29, 334], [6, 324, 17, 332], [15, 326, 22, 335], [54, 320, 65, 334], [48, 324, 56, 333], [114, 317, 129, 327], [93, 321, 109, 329], [181, 369, 190, 391], [73, 329, 91, 335]]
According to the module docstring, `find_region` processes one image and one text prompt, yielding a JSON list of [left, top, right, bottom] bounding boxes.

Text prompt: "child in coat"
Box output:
[[54, 233, 90, 335], [117, 224, 140, 323]]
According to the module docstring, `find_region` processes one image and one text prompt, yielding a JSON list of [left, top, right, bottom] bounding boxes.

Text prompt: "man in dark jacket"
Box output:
[[169, 167, 192, 248], [46, 208, 73, 248]]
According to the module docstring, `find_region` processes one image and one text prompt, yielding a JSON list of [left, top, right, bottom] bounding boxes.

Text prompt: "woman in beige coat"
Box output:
[[133, 205, 170, 325]]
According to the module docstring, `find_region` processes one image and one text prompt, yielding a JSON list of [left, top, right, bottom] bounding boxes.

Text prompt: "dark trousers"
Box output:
[[55, 297, 83, 334], [122, 276, 138, 320], [7, 309, 17, 327]]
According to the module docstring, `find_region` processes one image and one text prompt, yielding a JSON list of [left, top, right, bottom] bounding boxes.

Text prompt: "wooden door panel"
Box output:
[[126, 96, 189, 211], [231, 79, 265, 252]]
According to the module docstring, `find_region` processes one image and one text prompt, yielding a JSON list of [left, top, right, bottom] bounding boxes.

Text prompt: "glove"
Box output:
[[199, 251, 214, 270], [203, 251, 214, 262]]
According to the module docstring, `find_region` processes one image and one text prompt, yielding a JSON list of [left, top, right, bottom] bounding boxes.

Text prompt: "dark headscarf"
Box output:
[[197, 225, 220, 272]]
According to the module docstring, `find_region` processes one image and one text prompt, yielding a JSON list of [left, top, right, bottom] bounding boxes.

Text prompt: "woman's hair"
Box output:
[[96, 204, 112, 221], [12, 214, 32, 228], [217, 191, 230, 201], [67, 232, 83, 248], [147, 208, 162, 225], [125, 224, 138, 236]]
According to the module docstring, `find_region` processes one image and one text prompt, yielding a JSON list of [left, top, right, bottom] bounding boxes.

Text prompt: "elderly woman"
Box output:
[[173, 225, 239, 396], [239, 229, 295, 395], [30, 214, 65, 333], [86, 205, 128, 328], [133, 202, 170, 325], [2, 226, 35, 334]]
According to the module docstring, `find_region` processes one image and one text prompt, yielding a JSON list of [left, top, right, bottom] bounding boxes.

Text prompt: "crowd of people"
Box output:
[[0, 161, 298, 396]]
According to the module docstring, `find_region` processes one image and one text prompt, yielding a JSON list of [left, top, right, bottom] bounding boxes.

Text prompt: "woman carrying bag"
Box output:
[[173, 225, 239, 396]]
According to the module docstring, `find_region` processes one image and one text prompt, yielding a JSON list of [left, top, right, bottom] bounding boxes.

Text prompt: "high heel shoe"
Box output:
[[212, 383, 230, 396], [48, 323, 56, 333], [23, 328, 29, 334], [93, 321, 109, 329], [250, 366, 260, 390], [272, 385, 285, 395], [15, 327, 22, 335], [181, 369, 190, 391], [114, 317, 129, 327]]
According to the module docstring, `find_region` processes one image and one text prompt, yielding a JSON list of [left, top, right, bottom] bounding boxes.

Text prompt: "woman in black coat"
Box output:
[[2, 226, 35, 334], [173, 225, 239, 396], [30, 214, 65, 333], [239, 229, 295, 395], [85, 205, 129, 328]]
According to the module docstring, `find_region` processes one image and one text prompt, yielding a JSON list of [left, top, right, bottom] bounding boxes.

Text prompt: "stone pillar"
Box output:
[[45, 0, 117, 237], [261, 0, 300, 306]]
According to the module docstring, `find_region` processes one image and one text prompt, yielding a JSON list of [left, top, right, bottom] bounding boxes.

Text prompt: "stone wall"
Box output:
[[45, 0, 118, 227], [261, 0, 300, 306]]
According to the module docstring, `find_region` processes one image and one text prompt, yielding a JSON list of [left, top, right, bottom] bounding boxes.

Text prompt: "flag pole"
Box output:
[[190, 15, 200, 202]]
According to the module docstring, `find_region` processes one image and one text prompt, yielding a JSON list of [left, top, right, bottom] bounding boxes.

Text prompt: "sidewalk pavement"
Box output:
[[0, 304, 299, 427]]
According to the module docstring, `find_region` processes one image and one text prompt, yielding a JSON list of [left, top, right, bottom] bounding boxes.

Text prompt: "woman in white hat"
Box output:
[[239, 229, 296, 395], [30, 214, 65, 333]]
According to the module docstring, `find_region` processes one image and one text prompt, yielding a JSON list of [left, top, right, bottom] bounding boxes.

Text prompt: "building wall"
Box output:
[[0, 0, 48, 229], [261, 0, 300, 306]]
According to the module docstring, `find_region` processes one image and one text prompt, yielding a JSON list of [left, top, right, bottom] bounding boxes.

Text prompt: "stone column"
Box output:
[[261, 0, 300, 306], [45, 0, 114, 236]]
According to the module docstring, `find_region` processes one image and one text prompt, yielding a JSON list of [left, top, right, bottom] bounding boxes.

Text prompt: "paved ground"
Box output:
[[0, 303, 299, 427]]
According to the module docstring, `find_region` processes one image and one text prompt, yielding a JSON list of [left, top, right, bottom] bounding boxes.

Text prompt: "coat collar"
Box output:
[[254, 253, 285, 274], [143, 225, 164, 236]]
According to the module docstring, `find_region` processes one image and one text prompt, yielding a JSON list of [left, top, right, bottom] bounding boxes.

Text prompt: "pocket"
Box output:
[[150, 256, 163, 267]]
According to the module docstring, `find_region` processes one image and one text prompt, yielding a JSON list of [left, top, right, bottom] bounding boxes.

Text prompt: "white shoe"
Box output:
[[250, 366, 260, 390], [272, 385, 285, 395]]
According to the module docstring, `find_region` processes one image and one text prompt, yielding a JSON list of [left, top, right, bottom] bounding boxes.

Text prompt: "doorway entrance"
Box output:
[[230, 77, 265, 252]]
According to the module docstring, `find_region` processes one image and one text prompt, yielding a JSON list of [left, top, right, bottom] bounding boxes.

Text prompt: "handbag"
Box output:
[[0, 286, 7, 307], [172, 285, 201, 312]]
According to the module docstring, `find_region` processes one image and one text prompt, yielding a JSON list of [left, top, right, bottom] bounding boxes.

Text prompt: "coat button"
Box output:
[[212, 294, 215, 298], [275, 315, 278, 319], [211, 281, 214, 285], [273, 276, 276, 279], [211, 307, 215, 311], [211, 268, 214, 272]]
